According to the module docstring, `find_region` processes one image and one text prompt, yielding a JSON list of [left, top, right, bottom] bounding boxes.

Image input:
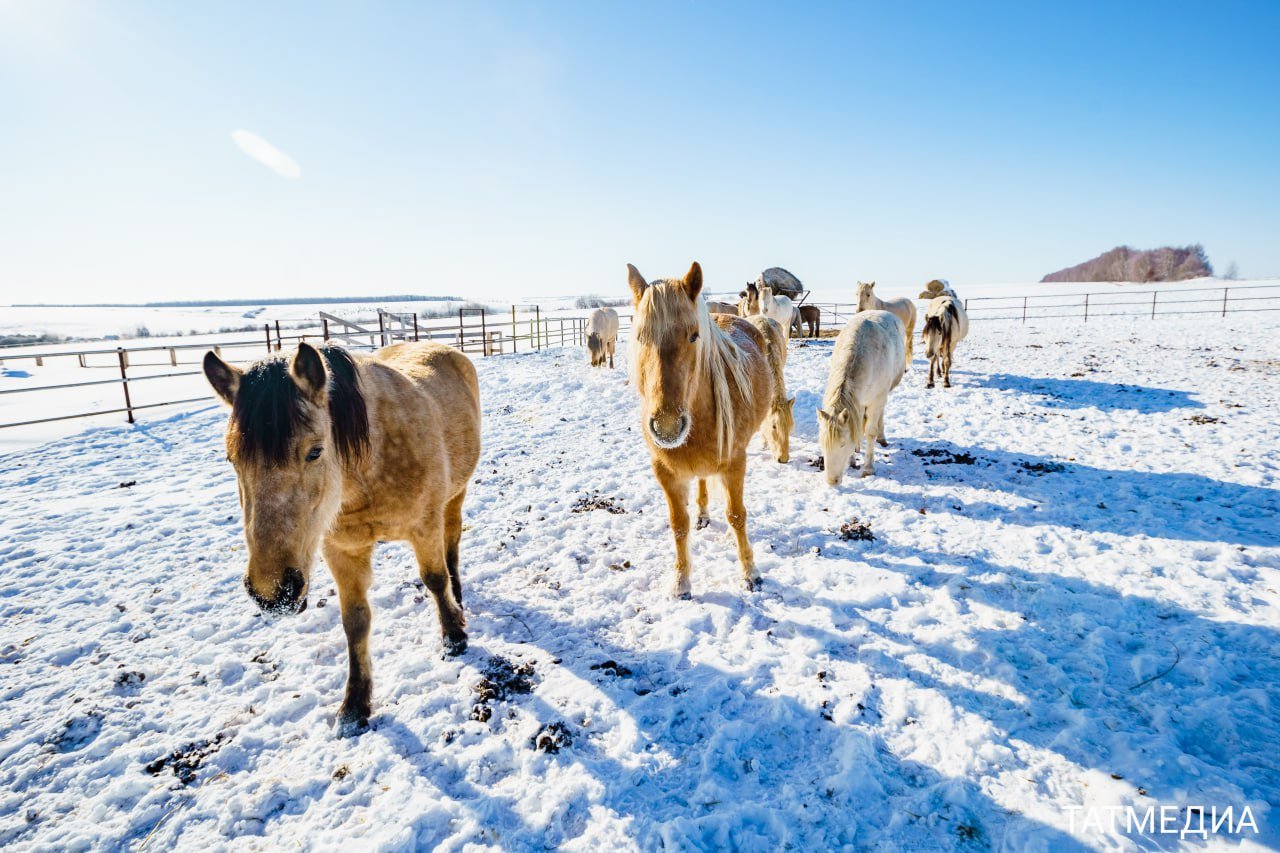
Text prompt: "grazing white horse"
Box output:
[[856, 281, 916, 369], [922, 295, 969, 388], [817, 310, 906, 485], [586, 307, 620, 368], [758, 286, 796, 341]]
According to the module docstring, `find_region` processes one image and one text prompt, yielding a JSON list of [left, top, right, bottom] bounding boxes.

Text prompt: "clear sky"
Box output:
[[2, 1, 1277, 303]]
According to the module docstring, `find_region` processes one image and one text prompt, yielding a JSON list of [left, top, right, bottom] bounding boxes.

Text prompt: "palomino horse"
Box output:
[[587, 306, 620, 368], [627, 262, 772, 597], [856, 281, 916, 369], [818, 310, 906, 484], [922, 294, 969, 388], [203, 341, 481, 733], [758, 286, 797, 341], [745, 315, 795, 464]]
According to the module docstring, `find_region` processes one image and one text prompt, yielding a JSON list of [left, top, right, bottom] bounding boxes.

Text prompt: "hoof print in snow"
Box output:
[[145, 733, 230, 785], [332, 764, 350, 781], [912, 448, 978, 465], [570, 492, 626, 514], [114, 670, 146, 688], [531, 722, 573, 754], [590, 660, 633, 678], [1187, 414, 1222, 425], [471, 656, 538, 722], [48, 712, 103, 753], [955, 822, 984, 844], [837, 519, 875, 542]]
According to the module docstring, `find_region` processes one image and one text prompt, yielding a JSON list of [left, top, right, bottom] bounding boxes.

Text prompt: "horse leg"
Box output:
[[875, 406, 888, 447], [696, 479, 711, 530], [655, 465, 693, 598], [721, 455, 760, 591], [410, 511, 468, 656], [443, 489, 466, 606], [943, 347, 953, 388], [904, 317, 914, 368], [926, 354, 936, 389], [608, 340, 615, 369], [860, 404, 881, 477], [324, 540, 375, 734]]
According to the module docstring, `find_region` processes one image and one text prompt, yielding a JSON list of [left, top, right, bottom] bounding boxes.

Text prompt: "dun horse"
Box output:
[[745, 315, 795, 464], [586, 306, 620, 368], [922, 294, 969, 388], [856, 281, 916, 368], [628, 262, 772, 597], [203, 341, 481, 733], [817, 310, 905, 484]]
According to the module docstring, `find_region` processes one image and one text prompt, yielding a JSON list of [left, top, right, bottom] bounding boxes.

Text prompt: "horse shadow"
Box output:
[[969, 373, 1204, 413], [775, 545, 1280, 847], [861, 437, 1279, 547], [423, 591, 1090, 850]]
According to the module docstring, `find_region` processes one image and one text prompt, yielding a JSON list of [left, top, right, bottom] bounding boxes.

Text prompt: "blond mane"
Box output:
[[632, 283, 754, 460]]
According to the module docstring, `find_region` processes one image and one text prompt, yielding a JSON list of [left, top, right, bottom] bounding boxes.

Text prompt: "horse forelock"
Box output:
[[228, 345, 368, 466], [632, 283, 754, 460]]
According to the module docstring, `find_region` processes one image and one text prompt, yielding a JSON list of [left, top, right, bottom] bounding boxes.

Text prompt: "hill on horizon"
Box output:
[[1042, 245, 1213, 283]]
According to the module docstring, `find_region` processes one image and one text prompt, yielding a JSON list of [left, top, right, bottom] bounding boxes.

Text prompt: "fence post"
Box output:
[[117, 348, 134, 424], [1151, 291, 1157, 319], [1022, 296, 1027, 324], [457, 310, 465, 352], [323, 317, 330, 341], [169, 348, 177, 367], [35, 356, 43, 367], [378, 312, 387, 348], [413, 313, 420, 342], [480, 309, 488, 356], [275, 320, 282, 351], [535, 306, 541, 350], [1083, 293, 1089, 322], [265, 323, 272, 353], [511, 306, 517, 353], [1222, 288, 1229, 317]]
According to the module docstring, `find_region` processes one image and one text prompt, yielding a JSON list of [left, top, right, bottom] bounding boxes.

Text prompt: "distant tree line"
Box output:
[[1041, 245, 1213, 283], [13, 294, 465, 308], [574, 295, 630, 309]]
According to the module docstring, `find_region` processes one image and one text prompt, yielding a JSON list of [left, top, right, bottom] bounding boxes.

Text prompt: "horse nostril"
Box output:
[[281, 567, 304, 602]]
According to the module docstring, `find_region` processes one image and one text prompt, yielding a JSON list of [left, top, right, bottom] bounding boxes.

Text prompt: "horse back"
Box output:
[[826, 311, 905, 407]]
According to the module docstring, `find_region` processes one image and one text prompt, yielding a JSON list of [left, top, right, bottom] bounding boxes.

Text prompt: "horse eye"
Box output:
[[690, 332, 699, 343], [306, 446, 323, 461]]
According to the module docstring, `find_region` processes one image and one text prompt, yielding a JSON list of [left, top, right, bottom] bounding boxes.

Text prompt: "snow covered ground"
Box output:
[[1, 312, 1278, 849]]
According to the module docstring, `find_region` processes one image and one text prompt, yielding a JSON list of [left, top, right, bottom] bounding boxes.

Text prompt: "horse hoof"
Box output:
[[696, 516, 711, 531], [743, 576, 763, 592], [336, 708, 371, 737], [876, 439, 888, 448], [860, 469, 874, 478], [443, 634, 468, 657], [926, 383, 934, 389]]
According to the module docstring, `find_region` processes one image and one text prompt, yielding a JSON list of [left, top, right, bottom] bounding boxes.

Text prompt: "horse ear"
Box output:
[[203, 351, 242, 406], [681, 261, 703, 302], [290, 342, 329, 404], [787, 395, 796, 412], [626, 264, 648, 306], [816, 408, 831, 423], [835, 409, 850, 426]]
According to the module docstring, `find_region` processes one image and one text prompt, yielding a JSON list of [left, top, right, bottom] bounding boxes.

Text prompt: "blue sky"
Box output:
[[2, 1, 1277, 303]]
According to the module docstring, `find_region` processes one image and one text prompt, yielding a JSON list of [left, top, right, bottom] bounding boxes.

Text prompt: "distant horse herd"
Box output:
[[201, 263, 968, 731]]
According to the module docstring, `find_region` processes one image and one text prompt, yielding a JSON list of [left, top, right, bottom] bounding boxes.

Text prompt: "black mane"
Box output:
[[229, 345, 369, 465]]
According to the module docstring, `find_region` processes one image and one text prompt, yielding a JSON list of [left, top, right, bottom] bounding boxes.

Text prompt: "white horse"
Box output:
[[758, 286, 796, 341], [586, 307, 620, 368], [856, 281, 916, 369], [817, 310, 906, 484], [922, 295, 969, 388]]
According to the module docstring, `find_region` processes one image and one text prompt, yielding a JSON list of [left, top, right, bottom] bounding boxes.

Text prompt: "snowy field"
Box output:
[[1, 312, 1278, 849]]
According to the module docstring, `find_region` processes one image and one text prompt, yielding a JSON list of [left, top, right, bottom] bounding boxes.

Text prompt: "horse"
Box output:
[[758, 286, 797, 341], [745, 315, 795, 463], [586, 306, 620, 368], [737, 285, 759, 316], [797, 304, 821, 337], [922, 294, 969, 388], [202, 341, 481, 734], [817, 310, 905, 485], [855, 281, 916, 369], [706, 300, 739, 315], [627, 261, 772, 597]]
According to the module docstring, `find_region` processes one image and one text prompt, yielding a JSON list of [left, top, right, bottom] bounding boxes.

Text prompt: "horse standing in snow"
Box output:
[[758, 286, 797, 341], [856, 281, 916, 369], [797, 304, 821, 338], [203, 341, 481, 734], [922, 294, 969, 388], [627, 262, 772, 597], [586, 306, 620, 368], [745, 314, 795, 464], [817, 310, 906, 485]]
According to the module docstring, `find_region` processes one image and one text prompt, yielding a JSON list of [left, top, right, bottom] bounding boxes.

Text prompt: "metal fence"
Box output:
[[0, 307, 590, 430]]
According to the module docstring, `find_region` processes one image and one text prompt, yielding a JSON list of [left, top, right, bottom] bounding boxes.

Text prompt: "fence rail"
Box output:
[[0, 308, 588, 430]]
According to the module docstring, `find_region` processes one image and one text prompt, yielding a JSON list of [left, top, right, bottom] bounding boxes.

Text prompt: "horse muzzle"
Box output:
[[648, 412, 691, 449], [245, 567, 308, 616]]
